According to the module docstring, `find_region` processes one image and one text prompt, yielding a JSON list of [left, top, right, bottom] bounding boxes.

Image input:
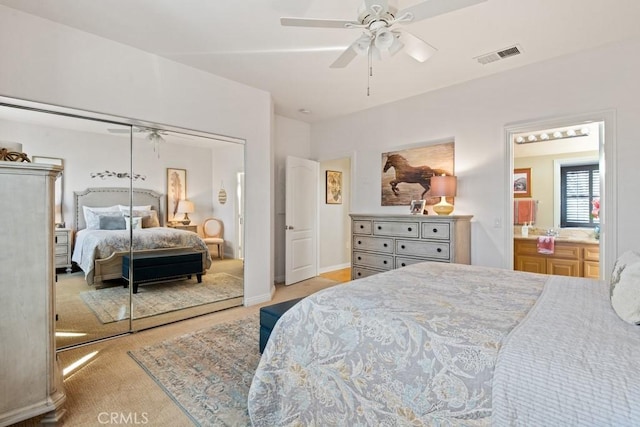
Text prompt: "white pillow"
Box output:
[[83, 206, 120, 230], [118, 204, 152, 213], [125, 216, 143, 230], [611, 261, 640, 324], [610, 250, 640, 296]]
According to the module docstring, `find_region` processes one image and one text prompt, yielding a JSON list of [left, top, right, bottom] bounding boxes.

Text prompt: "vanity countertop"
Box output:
[[514, 235, 599, 245]]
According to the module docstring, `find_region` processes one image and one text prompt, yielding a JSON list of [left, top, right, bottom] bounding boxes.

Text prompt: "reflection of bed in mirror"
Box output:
[[72, 187, 212, 286]]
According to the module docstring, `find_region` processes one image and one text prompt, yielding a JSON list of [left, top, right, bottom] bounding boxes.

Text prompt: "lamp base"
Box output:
[[433, 197, 454, 215], [181, 213, 191, 225]]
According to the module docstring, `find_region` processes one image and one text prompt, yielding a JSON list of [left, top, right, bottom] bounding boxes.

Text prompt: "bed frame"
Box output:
[[73, 187, 190, 287]]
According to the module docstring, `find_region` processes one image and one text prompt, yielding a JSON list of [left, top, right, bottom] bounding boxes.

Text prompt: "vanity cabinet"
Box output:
[[514, 238, 599, 278], [350, 214, 472, 280], [0, 163, 66, 426]]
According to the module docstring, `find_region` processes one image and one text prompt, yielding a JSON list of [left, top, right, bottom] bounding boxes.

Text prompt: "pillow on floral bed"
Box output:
[[610, 250, 640, 296], [611, 258, 640, 324], [83, 206, 120, 230]]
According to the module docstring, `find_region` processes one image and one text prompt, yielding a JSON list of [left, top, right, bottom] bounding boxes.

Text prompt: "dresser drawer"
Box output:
[[55, 254, 69, 266], [55, 245, 68, 255], [352, 235, 394, 253], [352, 266, 380, 280], [396, 257, 446, 268], [353, 251, 393, 271], [421, 222, 450, 240], [373, 221, 419, 238], [396, 240, 450, 260], [55, 231, 69, 245], [353, 220, 372, 235]]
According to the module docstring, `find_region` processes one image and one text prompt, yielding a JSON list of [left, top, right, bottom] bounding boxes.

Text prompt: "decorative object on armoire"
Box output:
[[381, 141, 454, 206], [90, 170, 146, 180], [430, 174, 457, 215], [218, 181, 227, 204], [177, 200, 195, 225], [0, 141, 30, 162], [0, 162, 66, 425]]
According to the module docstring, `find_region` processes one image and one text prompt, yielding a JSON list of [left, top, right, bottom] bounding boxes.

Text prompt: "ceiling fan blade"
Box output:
[[363, 0, 389, 15], [281, 17, 356, 29], [330, 44, 359, 68], [400, 31, 437, 63], [398, 0, 487, 23]]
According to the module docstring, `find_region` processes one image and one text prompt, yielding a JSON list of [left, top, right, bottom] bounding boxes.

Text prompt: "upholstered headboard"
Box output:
[[74, 187, 164, 230]]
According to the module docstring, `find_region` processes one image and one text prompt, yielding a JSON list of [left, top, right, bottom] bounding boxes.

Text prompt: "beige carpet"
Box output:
[[129, 314, 260, 426], [11, 276, 343, 427], [80, 273, 243, 323]]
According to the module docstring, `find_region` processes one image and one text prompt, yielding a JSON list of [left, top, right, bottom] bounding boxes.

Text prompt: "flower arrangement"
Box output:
[[591, 198, 600, 219]]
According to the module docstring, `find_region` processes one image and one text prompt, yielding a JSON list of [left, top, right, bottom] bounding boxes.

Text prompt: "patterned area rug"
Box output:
[[80, 273, 243, 323], [128, 314, 260, 426]]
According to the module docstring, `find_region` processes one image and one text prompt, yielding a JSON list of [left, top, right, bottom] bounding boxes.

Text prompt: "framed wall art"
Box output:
[[326, 170, 342, 204], [381, 141, 454, 206], [513, 168, 531, 198], [167, 168, 187, 222]]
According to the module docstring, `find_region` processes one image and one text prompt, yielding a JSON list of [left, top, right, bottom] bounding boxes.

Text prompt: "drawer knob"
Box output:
[[401, 263, 406, 267], [377, 226, 382, 230], [437, 248, 442, 253], [433, 228, 438, 233], [401, 245, 406, 249], [358, 240, 362, 245], [383, 243, 388, 247], [383, 260, 387, 264], [357, 272, 362, 277], [360, 225, 364, 229], [357, 256, 362, 260], [408, 227, 412, 232]]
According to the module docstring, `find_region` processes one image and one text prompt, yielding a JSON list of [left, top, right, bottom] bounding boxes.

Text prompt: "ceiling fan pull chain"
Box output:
[[367, 47, 372, 96]]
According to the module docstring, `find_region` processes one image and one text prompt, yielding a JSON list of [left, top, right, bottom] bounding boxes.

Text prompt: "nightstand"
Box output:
[[55, 228, 72, 272], [167, 223, 198, 233]]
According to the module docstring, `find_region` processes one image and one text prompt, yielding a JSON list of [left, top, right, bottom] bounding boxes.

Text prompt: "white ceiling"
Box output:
[[1, 0, 640, 123]]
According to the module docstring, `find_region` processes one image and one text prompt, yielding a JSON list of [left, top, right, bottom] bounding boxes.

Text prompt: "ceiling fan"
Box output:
[[281, 0, 487, 68], [107, 127, 169, 157]]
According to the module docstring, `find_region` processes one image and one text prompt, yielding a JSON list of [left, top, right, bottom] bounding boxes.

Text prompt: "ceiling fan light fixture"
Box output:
[[374, 29, 394, 50], [353, 34, 372, 55], [388, 35, 404, 55]]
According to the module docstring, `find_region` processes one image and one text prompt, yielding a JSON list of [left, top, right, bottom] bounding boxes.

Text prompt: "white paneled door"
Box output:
[[285, 156, 318, 285]]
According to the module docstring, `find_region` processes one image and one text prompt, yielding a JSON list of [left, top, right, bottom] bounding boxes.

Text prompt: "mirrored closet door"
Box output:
[[0, 98, 245, 350]]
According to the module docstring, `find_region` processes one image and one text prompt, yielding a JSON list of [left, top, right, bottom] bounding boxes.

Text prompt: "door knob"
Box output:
[[285, 225, 294, 230]]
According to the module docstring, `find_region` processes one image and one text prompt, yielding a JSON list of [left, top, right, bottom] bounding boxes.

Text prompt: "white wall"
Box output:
[[311, 36, 640, 270], [0, 6, 273, 304], [319, 157, 351, 273], [273, 115, 311, 282]]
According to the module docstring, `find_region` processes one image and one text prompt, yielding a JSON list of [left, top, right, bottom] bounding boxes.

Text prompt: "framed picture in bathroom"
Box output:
[[513, 168, 531, 198]]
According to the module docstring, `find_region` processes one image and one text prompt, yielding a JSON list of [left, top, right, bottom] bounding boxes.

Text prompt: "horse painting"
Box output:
[[383, 153, 449, 199]]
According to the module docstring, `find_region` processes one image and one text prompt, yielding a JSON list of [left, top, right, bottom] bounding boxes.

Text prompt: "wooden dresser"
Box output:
[[0, 163, 66, 425], [350, 214, 472, 280], [55, 228, 72, 272], [514, 237, 600, 278]]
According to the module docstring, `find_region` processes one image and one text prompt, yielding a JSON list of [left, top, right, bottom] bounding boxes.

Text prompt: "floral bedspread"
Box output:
[[248, 262, 548, 426], [72, 227, 212, 281]]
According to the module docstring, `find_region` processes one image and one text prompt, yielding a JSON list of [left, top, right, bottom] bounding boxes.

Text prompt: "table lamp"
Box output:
[[430, 174, 457, 215], [177, 200, 195, 225]]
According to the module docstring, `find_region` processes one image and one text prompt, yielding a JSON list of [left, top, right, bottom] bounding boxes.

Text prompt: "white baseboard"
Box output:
[[318, 262, 351, 274], [243, 284, 276, 306]]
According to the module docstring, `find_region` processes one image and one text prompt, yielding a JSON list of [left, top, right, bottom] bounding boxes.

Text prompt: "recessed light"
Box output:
[[298, 108, 311, 114]]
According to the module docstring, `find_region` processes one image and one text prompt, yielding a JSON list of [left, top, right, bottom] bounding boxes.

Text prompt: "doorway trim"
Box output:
[[504, 110, 617, 279]]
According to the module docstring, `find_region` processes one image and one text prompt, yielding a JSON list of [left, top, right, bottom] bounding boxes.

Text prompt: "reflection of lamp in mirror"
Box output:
[[431, 174, 457, 215], [177, 200, 195, 225]]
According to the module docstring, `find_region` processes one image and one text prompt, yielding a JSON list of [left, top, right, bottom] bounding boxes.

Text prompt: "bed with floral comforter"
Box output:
[[72, 227, 211, 286], [248, 262, 640, 426]]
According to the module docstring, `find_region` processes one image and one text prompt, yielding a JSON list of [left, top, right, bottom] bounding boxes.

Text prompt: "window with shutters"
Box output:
[[560, 163, 599, 228]]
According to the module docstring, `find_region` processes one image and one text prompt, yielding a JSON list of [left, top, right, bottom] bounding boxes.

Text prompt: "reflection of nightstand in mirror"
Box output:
[[55, 228, 72, 272], [167, 223, 197, 233]]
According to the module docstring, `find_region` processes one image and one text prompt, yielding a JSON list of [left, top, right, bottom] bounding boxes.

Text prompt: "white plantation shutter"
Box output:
[[561, 164, 599, 227]]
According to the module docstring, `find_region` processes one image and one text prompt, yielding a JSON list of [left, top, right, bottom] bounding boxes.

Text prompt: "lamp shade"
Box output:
[[177, 200, 194, 214], [430, 175, 457, 197]]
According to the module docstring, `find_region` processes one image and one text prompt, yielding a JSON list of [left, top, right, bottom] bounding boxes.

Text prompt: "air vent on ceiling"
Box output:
[[475, 44, 522, 65]]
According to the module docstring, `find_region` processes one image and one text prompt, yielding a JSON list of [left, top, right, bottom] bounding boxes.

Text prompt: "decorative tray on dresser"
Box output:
[[350, 214, 473, 280]]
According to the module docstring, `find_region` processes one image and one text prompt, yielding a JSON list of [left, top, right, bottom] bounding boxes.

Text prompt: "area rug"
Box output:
[[128, 314, 260, 426], [80, 273, 243, 323]]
